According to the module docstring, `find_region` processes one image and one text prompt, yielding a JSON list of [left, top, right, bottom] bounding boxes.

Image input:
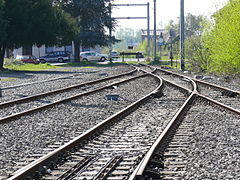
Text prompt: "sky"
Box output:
[[112, 0, 229, 30]]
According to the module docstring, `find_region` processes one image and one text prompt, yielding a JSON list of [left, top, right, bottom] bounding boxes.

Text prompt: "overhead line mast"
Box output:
[[111, 3, 151, 58], [180, 0, 185, 70]]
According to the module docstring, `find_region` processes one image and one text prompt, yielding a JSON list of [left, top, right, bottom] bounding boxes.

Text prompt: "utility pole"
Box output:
[[153, 0, 157, 62], [169, 29, 174, 67], [112, 3, 150, 58], [180, 0, 185, 70], [147, 2, 150, 57], [109, 3, 112, 63]]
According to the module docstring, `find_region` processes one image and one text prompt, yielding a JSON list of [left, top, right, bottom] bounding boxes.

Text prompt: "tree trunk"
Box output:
[[74, 40, 80, 62], [0, 45, 6, 70]]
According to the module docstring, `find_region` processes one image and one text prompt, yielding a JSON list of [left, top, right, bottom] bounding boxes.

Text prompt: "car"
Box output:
[[39, 51, 70, 63], [110, 51, 119, 59], [80, 51, 107, 62], [16, 55, 39, 64]]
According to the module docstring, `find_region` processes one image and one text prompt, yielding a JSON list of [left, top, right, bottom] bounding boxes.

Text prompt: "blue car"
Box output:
[[39, 51, 70, 63]]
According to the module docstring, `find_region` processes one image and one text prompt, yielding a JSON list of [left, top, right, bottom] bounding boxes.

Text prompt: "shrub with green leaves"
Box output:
[[205, 0, 240, 74]]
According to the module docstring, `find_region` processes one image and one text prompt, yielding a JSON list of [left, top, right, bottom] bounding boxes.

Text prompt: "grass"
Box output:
[[2, 58, 60, 71], [4, 63, 60, 71], [0, 77, 17, 81]]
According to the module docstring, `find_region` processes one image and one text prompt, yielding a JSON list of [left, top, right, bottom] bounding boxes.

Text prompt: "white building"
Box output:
[[6, 43, 103, 60]]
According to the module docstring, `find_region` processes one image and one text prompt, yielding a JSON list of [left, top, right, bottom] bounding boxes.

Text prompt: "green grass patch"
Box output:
[[4, 63, 60, 71], [0, 77, 17, 81], [125, 61, 139, 64]]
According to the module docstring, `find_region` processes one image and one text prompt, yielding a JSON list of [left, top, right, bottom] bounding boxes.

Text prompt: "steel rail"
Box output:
[[130, 91, 240, 179], [197, 93, 240, 115], [195, 79, 240, 97], [0, 69, 137, 108], [136, 64, 191, 94], [130, 64, 157, 74], [145, 64, 239, 96], [0, 72, 146, 124], [8, 74, 163, 180], [162, 79, 191, 95], [141, 64, 197, 92], [57, 156, 93, 180], [93, 155, 123, 180], [129, 92, 197, 180]]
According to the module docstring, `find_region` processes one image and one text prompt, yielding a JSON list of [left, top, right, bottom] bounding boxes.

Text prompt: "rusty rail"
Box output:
[[0, 72, 147, 124], [129, 90, 239, 179], [0, 69, 137, 108], [8, 73, 163, 180]]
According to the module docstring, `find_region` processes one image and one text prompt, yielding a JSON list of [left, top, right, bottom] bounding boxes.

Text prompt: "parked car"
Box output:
[[16, 55, 39, 64], [80, 51, 107, 62], [39, 51, 70, 63], [110, 51, 119, 59]]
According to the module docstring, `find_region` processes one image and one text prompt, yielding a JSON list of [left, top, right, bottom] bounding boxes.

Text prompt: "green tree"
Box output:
[[185, 13, 206, 37], [0, 0, 78, 70], [58, 0, 116, 61], [184, 14, 211, 72], [0, 0, 8, 68], [113, 28, 142, 51], [185, 36, 211, 72], [205, 0, 240, 74]]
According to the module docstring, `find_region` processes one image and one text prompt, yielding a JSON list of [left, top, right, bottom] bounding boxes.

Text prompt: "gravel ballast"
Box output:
[[0, 65, 134, 103], [0, 74, 158, 176], [181, 101, 240, 179], [0, 65, 239, 179]]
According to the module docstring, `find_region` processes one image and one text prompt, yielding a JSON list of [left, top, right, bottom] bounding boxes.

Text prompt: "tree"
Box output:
[[184, 14, 211, 72], [185, 36, 211, 72], [0, 0, 8, 68], [0, 0, 78, 70], [205, 0, 240, 74], [113, 28, 142, 51], [185, 13, 206, 38], [57, 0, 116, 61]]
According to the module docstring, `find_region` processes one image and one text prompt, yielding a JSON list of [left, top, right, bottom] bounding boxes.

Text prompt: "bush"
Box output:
[[205, 0, 240, 74]]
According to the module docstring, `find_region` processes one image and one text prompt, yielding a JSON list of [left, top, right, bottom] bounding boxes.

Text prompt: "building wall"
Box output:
[[8, 43, 103, 59]]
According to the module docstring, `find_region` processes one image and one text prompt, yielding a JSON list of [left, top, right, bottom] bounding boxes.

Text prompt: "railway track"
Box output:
[[143, 64, 239, 110], [0, 65, 135, 103], [129, 65, 240, 180], [195, 80, 240, 110], [131, 94, 240, 179], [1, 64, 239, 179], [1, 73, 81, 91], [0, 69, 141, 121], [3, 71, 162, 180]]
